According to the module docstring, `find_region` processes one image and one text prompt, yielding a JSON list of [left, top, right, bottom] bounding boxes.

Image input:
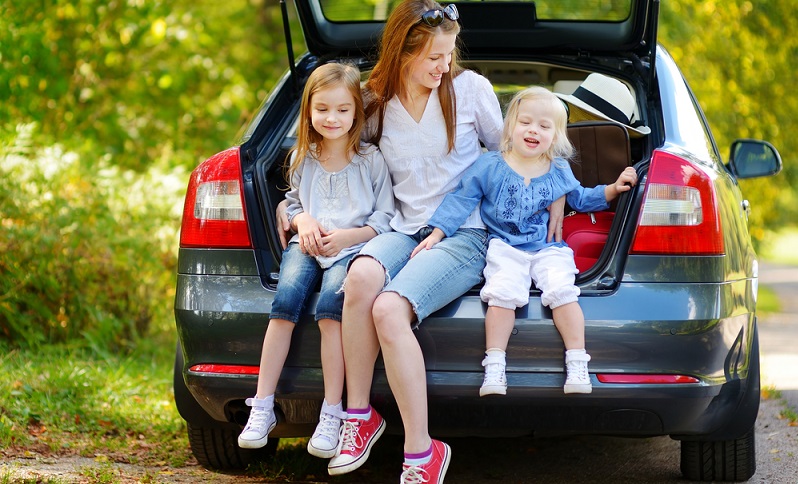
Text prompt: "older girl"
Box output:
[[238, 63, 394, 459]]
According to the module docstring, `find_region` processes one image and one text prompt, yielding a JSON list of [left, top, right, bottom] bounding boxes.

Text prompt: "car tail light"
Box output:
[[596, 374, 700, 384], [189, 364, 260, 375], [179, 147, 253, 248], [630, 150, 724, 255]]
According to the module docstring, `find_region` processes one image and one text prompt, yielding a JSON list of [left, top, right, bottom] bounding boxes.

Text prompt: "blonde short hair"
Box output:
[[501, 86, 574, 161]]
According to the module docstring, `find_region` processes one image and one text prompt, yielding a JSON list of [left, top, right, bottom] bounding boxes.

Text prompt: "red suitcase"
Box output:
[[562, 211, 614, 272]]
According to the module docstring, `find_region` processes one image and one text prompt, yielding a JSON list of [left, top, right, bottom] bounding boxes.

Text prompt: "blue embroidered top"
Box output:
[[428, 151, 609, 252]]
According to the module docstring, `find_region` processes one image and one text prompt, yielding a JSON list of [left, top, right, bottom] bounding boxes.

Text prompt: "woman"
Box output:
[[280, 2, 563, 481]]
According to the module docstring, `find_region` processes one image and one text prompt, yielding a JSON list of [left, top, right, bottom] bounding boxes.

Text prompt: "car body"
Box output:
[[173, 0, 782, 480]]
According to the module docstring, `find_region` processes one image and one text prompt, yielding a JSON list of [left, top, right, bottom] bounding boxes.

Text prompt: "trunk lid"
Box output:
[[292, 0, 659, 61]]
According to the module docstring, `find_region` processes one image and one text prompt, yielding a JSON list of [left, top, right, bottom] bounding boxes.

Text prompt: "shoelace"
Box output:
[[244, 408, 273, 432], [566, 360, 589, 382], [484, 363, 505, 382], [336, 419, 364, 454], [482, 357, 506, 385], [313, 410, 341, 443], [400, 463, 430, 484]]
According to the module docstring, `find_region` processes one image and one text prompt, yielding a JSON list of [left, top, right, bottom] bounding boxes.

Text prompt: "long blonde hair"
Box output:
[[287, 63, 365, 181], [364, 0, 461, 152], [501, 86, 574, 161]]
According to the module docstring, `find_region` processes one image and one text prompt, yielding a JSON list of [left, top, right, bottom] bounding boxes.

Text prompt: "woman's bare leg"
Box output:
[[372, 291, 431, 454], [341, 257, 386, 408]]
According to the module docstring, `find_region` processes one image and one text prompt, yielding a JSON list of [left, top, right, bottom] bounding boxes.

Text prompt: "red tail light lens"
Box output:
[[189, 364, 260, 375], [179, 147, 253, 248], [596, 374, 700, 384], [630, 150, 724, 255]]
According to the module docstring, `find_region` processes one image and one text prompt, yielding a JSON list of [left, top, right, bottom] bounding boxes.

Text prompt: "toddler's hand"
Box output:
[[614, 167, 638, 193], [411, 228, 445, 258]]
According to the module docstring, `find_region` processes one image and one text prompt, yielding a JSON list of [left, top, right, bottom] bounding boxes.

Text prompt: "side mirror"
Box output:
[[727, 139, 782, 179]]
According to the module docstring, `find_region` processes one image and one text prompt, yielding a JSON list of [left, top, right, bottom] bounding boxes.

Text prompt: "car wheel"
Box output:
[[173, 342, 280, 470], [679, 426, 756, 482], [187, 422, 279, 470]]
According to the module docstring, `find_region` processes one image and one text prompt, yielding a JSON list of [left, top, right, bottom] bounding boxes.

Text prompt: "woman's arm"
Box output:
[[547, 196, 565, 243]]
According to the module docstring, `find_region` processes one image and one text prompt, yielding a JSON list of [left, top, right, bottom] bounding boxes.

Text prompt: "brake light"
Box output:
[[189, 364, 260, 375], [630, 150, 723, 255], [179, 147, 253, 248], [596, 374, 700, 384]]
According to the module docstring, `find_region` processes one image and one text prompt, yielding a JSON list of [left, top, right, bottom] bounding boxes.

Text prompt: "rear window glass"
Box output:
[[318, 0, 632, 22]]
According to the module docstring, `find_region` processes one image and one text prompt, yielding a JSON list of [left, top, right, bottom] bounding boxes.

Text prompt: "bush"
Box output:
[[0, 123, 186, 350]]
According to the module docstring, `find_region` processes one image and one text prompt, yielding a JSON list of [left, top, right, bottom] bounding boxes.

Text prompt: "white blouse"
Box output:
[[373, 69, 503, 234]]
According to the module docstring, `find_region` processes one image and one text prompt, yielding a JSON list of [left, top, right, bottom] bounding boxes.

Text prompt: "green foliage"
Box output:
[[659, 0, 798, 247], [0, 343, 188, 464], [0, 123, 183, 349], [0, 0, 294, 171]]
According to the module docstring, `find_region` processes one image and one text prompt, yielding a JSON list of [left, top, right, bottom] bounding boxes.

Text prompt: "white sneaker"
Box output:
[[479, 354, 507, 396], [307, 399, 346, 458], [238, 396, 277, 449], [564, 351, 592, 394]]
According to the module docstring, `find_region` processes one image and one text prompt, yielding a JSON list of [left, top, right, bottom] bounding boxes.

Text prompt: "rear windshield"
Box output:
[[319, 0, 632, 22]]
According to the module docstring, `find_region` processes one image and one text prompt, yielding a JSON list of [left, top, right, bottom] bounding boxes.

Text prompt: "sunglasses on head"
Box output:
[[419, 4, 459, 27]]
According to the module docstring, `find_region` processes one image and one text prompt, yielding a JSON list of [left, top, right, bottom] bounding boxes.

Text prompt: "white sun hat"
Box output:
[[554, 73, 651, 138]]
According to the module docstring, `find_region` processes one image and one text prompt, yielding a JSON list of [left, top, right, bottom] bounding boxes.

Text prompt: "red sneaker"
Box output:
[[400, 439, 451, 484], [327, 408, 386, 475]]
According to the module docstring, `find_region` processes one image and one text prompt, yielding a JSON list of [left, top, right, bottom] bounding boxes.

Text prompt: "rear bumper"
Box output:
[[182, 363, 756, 439], [174, 249, 759, 440]]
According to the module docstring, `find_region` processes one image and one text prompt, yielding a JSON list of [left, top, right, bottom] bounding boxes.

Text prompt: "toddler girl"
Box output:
[[412, 86, 637, 395]]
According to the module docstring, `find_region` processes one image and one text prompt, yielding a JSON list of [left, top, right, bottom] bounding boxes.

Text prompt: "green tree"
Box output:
[[0, 0, 295, 171]]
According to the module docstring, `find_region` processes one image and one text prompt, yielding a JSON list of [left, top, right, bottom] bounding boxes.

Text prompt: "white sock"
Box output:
[[486, 347, 506, 359]]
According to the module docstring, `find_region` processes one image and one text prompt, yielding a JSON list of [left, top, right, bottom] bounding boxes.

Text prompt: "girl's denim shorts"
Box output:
[[356, 227, 488, 324], [270, 243, 354, 323]]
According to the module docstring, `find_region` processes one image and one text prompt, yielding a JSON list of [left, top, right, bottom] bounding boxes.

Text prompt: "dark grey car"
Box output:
[[173, 0, 782, 481]]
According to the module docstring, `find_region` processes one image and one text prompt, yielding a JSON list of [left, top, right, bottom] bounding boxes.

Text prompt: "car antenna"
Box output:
[[280, 0, 299, 95]]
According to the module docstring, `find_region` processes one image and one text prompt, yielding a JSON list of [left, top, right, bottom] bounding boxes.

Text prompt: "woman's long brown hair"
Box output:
[[364, 0, 462, 153]]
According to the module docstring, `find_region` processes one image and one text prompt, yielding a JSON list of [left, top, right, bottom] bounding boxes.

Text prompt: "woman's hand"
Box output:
[[276, 200, 292, 250], [547, 195, 566, 243]]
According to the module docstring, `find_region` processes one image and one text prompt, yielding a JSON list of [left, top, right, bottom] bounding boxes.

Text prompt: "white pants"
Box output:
[[480, 238, 580, 310]]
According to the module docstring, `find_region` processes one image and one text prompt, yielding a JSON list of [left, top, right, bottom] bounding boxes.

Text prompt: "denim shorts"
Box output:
[[270, 243, 353, 323], [356, 227, 489, 323]]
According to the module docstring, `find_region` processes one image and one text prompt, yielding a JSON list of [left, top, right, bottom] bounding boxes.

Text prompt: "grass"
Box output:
[[763, 387, 798, 426], [0, 333, 322, 482], [760, 227, 798, 266], [757, 285, 782, 314], [756, 226, 798, 314], [0, 339, 192, 468]]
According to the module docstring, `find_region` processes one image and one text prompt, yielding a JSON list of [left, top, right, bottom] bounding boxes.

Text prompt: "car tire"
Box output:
[[173, 342, 279, 470], [679, 426, 756, 482], [187, 422, 279, 470]]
